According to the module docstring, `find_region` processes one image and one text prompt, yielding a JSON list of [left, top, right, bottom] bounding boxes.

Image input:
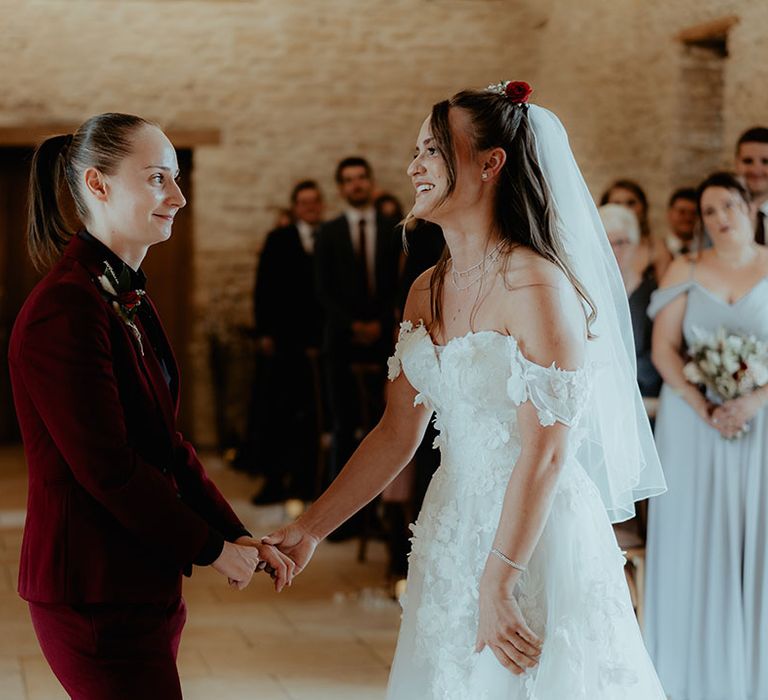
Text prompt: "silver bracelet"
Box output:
[[490, 547, 527, 572]]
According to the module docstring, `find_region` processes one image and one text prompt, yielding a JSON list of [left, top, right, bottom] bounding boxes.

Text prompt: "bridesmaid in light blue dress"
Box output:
[[645, 172, 768, 700]]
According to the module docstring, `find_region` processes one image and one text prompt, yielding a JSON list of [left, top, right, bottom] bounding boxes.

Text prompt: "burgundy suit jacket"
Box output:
[[9, 235, 246, 604]]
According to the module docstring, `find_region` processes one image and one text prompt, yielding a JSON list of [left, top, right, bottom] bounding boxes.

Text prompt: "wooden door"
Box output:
[[0, 148, 38, 441], [0, 146, 195, 442]]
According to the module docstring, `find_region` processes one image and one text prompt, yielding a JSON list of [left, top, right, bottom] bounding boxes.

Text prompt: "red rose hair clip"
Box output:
[[486, 80, 533, 105]]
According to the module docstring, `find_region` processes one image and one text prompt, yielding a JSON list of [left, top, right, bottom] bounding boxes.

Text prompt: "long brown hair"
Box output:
[[417, 89, 597, 335], [27, 112, 151, 271]]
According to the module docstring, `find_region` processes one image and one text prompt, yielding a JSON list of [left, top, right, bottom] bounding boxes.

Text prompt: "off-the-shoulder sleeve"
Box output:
[[506, 340, 590, 427], [647, 281, 694, 320], [387, 320, 421, 381]]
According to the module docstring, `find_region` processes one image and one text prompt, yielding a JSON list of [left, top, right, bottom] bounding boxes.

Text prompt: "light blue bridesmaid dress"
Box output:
[[645, 270, 768, 700]]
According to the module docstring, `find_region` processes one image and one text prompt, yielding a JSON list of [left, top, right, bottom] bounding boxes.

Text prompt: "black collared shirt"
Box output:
[[78, 230, 175, 393]]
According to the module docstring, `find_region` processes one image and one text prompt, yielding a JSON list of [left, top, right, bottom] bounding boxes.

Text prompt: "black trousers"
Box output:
[[243, 345, 318, 498]]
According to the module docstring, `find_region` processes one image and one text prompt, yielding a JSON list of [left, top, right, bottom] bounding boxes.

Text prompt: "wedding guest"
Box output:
[[664, 188, 699, 256], [315, 157, 401, 495], [271, 206, 293, 229], [598, 204, 661, 398], [375, 192, 405, 221], [601, 178, 671, 279], [645, 171, 768, 699], [247, 180, 325, 503], [734, 126, 768, 243], [8, 114, 292, 699]]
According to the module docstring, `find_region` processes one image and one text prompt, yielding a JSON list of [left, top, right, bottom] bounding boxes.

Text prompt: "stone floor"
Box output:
[[0, 446, 401, 699]]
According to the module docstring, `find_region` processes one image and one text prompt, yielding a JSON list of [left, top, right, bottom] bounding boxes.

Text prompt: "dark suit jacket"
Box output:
[[254, 224, 322, 349], [314, 212, 401, 353], [9, 235, 246, 605], [399, 222, 446, 312]]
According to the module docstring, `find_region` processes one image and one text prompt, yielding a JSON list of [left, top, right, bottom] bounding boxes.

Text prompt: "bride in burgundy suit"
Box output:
[[8, 113, 294, 699]]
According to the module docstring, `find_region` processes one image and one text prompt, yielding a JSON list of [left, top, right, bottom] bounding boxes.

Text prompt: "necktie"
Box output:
[[756, 211, 765, 245], [358, 218, 371, 295]]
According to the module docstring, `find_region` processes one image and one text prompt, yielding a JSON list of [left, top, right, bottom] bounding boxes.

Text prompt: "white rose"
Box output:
[[747, 360, 768, 387], [716, 376, 738, 400], [722, 350, 740, 375], [700, 360, 717, 376], [705, 350, 722, 368], [683, 362, 705, 384]]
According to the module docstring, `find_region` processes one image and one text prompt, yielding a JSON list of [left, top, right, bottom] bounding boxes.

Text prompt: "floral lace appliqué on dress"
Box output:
[[384, 322, 666, 700]]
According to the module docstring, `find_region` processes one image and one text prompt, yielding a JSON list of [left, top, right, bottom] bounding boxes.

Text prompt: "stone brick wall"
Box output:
[[1, 0, 765, 444]]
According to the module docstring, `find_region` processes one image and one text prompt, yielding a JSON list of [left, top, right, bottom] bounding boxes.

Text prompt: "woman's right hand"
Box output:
[[476, 558, 543, 675], [211, 541, 261, 590], [261, 521, 320, 575]]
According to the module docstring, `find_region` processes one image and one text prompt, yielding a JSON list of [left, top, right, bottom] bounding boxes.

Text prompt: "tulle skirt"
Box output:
[[386, 458, 665, 700]]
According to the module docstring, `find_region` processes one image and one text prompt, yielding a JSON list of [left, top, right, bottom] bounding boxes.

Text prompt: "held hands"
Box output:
[[234, 536, 296, 592], [211, 541, 262, 591], [711, 393, 764, 439], [476, 556, 543, 676], [261, 521, 320, 575], [211, 538, 296, 592]]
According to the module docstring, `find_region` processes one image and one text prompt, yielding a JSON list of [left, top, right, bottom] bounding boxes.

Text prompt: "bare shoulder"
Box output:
[[402, 266, 435, 326], [500, 250, 586, 368], [504, 247, 568, 288], [658, 254, 695, 289]]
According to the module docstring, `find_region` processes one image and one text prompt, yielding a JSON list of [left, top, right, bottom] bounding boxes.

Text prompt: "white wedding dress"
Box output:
[[385, 322, 666, 700]]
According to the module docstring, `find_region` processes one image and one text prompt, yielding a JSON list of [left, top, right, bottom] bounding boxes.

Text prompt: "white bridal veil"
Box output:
[[528, 104, 667, 522]]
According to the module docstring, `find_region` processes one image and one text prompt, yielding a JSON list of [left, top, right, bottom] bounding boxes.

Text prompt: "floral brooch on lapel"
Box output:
[[96, 261, 146, 356]]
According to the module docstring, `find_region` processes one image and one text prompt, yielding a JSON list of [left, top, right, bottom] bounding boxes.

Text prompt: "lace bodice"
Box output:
[[388, 321, 590, 444]]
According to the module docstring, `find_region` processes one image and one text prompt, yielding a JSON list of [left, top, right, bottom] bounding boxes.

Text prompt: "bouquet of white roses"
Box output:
[[683, 326, 768, 403]]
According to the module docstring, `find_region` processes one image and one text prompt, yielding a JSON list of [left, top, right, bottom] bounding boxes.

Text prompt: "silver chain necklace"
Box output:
[[450, 242, 503, 291]]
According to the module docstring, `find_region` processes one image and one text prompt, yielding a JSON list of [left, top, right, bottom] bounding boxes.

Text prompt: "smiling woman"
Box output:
[[9, 113, 294, 699]]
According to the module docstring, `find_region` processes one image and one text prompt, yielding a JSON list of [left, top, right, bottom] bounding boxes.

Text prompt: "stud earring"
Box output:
[[481, 173, 488, 180]]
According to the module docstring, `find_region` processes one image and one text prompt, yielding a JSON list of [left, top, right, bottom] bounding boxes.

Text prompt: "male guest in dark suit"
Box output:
[[735, 126, 768, 244], [315, 157, 401, 493], [250, 180, 325, 503]]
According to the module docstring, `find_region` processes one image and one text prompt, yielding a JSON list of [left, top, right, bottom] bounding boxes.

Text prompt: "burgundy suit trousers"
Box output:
[[29, 597, 186, 700]]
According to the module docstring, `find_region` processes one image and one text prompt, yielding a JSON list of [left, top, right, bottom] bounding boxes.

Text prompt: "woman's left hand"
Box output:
[[234, 535, 296, 592], [476, 564, 543, 675], [712, 392, 766, 438]]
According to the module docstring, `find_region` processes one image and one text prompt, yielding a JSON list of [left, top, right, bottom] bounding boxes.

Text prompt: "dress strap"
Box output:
[[646, 280, 695, 320]]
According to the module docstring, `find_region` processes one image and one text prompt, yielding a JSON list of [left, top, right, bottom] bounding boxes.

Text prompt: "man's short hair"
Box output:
[[668, 187, 697, 208], [736, 127, 768, 152], [335, 156, 373, 184], [290, 179, 321, 204]]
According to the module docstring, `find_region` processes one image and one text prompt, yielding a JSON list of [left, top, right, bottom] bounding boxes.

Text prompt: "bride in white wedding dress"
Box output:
[[264, 82, 668, 699]]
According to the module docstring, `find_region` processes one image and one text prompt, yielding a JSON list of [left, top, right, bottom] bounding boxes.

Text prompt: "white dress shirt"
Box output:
[[296, 219, 315, 255]]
